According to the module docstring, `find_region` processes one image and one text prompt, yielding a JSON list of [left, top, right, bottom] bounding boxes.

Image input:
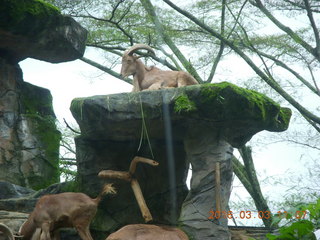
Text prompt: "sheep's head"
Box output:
[[120, 44, 155, 78]]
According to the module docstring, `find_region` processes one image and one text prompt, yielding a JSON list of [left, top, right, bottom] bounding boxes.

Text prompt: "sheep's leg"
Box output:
[[40, 223, 51, 240], [146, 82, 162, 90], [76, 226, 94, 240], [177, 78, 188, 87], [31, 228, 41, 240]]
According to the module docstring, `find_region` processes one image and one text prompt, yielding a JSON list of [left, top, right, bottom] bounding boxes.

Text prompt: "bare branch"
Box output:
[[162, 0, 320, 126], [140, 0, 203, 83], [303, 0, 320, 57], [206, 0, 226, 83], [250, 0, 319, 61], [109, 0, 125, 22], [63, 118, 80, 134], [80, 57, 132, 84]]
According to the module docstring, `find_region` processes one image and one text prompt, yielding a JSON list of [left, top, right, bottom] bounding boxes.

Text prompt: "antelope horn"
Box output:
[[124, 44, 155, 56], [0, 223, 14, 240]]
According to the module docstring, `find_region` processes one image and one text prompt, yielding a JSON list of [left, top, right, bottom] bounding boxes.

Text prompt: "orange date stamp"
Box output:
[[208, 210, 307, 220]]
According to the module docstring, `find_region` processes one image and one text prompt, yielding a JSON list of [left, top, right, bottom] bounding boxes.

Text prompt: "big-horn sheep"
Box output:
[[120, 44, 198, 92], [19, 184, 116, 240]]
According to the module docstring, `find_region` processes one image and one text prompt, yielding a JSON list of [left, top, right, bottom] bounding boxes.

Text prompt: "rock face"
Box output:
[[0, 60, 61, 189], [70, 83, 291, 239], [0, 0, 87, 63], [0, 0, 87, 189]]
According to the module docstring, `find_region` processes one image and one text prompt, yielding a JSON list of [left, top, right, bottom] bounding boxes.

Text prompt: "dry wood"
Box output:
[[98, 170, 131, 182], [131, 179, 153, 222], [129, 156, 159, 175], [98, 156, 159, 222]]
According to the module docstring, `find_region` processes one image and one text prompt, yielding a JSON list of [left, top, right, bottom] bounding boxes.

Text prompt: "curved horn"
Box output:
[[125, 44, 155, 56], [0, 223, 14, 240]]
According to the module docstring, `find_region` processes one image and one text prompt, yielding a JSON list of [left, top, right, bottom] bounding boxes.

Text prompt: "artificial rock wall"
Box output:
[[0, 60, 61, 189], [71, 83, 292, 239], [0, 0, 87, 189]]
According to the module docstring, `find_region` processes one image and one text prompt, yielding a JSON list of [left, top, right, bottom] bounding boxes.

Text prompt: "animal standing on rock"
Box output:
[[19, 184, 117, 240], [120, 44, 199, 92]]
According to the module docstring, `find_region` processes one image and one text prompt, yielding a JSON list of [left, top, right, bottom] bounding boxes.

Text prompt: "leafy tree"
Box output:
[[266, 199, 320, 239]]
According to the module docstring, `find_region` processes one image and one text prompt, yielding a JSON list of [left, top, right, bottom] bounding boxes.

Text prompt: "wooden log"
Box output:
[[129, 156, 159, 175], [98, 170, 131, 182], [131, 179, 153, 223]]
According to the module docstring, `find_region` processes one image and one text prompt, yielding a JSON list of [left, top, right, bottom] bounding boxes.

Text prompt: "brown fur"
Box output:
[[19, 184, 116, 240], [230, 230, 251, 240], [120, 44, 198, 92], [106, 224, 189, 240]]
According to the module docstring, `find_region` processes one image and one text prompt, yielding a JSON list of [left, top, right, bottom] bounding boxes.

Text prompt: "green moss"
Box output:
[[70, 98, 85, 120], [278, 107, 292, 129], [0, 0, 60, 35], [20, 82, 61, 190], [24, 114, 61, 190], [174, 94, 197, 114], [196, 82, 280, 123], [20, 82, 56, 116]]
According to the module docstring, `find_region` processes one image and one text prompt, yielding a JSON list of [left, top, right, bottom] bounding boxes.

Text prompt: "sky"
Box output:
[[19, 49, 319, 226]]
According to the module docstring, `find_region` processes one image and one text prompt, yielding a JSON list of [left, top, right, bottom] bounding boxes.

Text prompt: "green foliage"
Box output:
[[266, 199, 320, 240], [174, 94, 197, 114]]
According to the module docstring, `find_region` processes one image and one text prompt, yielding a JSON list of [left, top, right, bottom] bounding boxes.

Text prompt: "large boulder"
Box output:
[[0, 60, 61, 189], [0, 181, 35, 200], [0, 0, 87, 189], [70, 83, 291, 240], [0, 0, 87, 63]]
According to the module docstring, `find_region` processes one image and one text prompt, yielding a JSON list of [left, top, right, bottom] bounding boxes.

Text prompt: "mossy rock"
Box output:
[[19, 82, 61, 190], [0, 0, 87, 63], [70, 82, 291, 147], [0, 0, 60, 36]]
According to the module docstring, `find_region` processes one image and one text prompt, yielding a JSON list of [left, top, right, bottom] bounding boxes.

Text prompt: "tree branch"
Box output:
[[206, 0, 226, 83], [239, 146, 276, 228], [63, 118, 81, 134], [163, 0, 320, 126], [303, 0, 320, 57], [80, 57, 132, 84], [140, 0, 203, 83], [250, 0, 319, 61]]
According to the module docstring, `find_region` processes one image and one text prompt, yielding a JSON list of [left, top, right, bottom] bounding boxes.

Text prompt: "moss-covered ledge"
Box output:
[[0, 0, 87, 63], [70, 82, 291, 239], [70, 82, 291, 148], [0, 0, 60, 35]]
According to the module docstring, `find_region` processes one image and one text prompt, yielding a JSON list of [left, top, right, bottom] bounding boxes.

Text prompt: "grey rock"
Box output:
[[0, 211, 29, 234], [0, 59, 60, 190], [70, 83, 291, 239], [0, 181, 35, 200], [0, 0, 87, 63]]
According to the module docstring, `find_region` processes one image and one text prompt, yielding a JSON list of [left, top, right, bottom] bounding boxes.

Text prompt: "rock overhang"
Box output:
[[0, 0, 87, 63], [70, 82, 292, 148]]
